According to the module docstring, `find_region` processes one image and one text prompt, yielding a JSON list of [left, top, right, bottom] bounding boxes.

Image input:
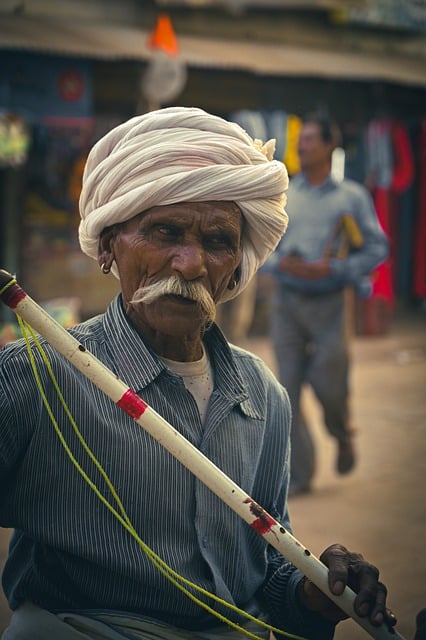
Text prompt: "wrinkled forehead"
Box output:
[[124, 200, 244, 231], [101, 202, 246, 249]]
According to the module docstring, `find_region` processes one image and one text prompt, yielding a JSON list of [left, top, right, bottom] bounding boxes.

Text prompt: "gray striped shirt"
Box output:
[[0, 295, 334, 639]]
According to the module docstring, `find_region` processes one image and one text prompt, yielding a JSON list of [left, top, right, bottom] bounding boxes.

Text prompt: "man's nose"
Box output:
[[171, 243, 207, 280]]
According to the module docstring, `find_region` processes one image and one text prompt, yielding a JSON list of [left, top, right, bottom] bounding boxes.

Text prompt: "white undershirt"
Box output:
[[160, 347, 214, 424]]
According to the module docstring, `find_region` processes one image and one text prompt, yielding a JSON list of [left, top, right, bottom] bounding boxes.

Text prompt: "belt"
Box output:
[[282, 286, 343, 297]]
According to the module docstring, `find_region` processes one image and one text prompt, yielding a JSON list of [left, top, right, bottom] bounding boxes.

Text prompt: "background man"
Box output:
[[268, 111, 389, 495]]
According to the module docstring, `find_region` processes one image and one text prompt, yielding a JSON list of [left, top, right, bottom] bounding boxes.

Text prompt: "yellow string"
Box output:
[[0, 276, 16, 297], [17, 315, 307, 640]]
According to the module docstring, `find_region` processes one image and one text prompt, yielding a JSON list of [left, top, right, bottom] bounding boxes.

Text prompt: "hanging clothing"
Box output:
[[413, 119, 426, 299]]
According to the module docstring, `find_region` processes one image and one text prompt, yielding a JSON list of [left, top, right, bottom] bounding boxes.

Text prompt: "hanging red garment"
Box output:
[[366, 118, 417, 307], [371, 187, 395, 305], [356, 120, 395, 335], [390, 120, 415, 193], [355, 185, 395, 336], [388, 120, 416, 291], [413, 120, 426, 299]]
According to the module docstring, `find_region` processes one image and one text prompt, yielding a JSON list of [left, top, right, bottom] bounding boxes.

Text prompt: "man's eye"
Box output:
[[206, 234, 231, 247], [155, 225, 179, 237]]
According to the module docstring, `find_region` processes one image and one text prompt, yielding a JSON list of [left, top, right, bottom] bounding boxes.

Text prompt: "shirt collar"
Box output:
[[102, 295, 256, 415], [204, 324, 261, 419], [102, 295, 165, 391], [297, 172, 338, 191]]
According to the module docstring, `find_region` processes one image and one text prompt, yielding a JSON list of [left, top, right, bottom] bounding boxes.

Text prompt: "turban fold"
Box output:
[[79, 106, 288, 301]]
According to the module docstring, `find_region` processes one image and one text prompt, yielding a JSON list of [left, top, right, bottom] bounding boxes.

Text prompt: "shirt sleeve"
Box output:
[[262, 555, 336, 639], [329, 185, 389, 288], [255, 366, 336, 639], [264, 180, 389, 294], [0, 370, 15, 479], [0, 346, 22, 475]]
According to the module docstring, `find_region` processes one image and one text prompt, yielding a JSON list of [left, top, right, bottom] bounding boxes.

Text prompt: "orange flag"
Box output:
[[147, 14, 179, 56]]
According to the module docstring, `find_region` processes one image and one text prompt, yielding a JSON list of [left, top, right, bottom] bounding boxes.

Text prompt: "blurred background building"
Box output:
[[0, 0, 425, 338]]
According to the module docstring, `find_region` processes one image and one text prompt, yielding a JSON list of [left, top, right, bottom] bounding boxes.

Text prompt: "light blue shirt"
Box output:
[[0, 295, 335, 639], [266, 174, 389, 294]]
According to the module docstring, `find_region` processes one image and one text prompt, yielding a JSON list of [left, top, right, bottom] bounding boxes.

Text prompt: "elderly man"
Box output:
[[0, 108, 395, 639]]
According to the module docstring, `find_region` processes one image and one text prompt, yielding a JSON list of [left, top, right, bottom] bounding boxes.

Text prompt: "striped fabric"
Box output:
[[0, 295, 334, 639]]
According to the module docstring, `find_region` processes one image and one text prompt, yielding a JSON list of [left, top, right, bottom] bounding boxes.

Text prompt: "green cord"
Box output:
[[0, 277, 17, 297]]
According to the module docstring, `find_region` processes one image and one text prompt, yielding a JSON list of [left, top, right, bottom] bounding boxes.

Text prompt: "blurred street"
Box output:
[[0, 310, 425, 639]]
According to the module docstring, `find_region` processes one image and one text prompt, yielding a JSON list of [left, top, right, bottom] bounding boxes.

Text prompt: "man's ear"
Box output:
[[98, 227, 116, 271]]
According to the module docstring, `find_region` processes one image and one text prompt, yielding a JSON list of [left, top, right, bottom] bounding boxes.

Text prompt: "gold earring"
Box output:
[[101, 263, 111, 274], [228, 278, 237, 290]]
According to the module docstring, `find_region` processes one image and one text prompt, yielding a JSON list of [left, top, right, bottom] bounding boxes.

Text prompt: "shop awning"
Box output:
[[0, 15, 425, 87]]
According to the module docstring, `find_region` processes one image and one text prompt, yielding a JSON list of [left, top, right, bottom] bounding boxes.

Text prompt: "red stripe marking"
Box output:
[[117, 389, 148, 419], [251, 514, 275, 536], [244, 498, 275, 535], [0, 282, 26, 310]]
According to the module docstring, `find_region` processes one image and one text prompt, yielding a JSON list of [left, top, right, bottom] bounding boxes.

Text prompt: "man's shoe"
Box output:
[[337, 439, 356, 475]]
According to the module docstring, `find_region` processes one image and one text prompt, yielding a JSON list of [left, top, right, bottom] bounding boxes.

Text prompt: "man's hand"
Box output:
[[297, 544, 397, 631], [278, 255, 332, 281], [413, 609, 426, 640]]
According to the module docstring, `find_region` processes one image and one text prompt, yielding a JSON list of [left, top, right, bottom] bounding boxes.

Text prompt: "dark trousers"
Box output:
[[270, 287, 350, 490]]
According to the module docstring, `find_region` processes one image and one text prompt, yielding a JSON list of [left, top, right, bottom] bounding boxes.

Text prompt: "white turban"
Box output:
[[79, 106, 288, 302]]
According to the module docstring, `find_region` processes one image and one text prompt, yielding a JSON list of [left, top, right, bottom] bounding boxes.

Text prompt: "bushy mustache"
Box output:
[[129, 275, 216, 323]]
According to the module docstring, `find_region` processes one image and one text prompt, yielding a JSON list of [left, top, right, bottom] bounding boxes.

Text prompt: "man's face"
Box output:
[[107, 201, 243, 342], [297, 122, 332, 171]]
